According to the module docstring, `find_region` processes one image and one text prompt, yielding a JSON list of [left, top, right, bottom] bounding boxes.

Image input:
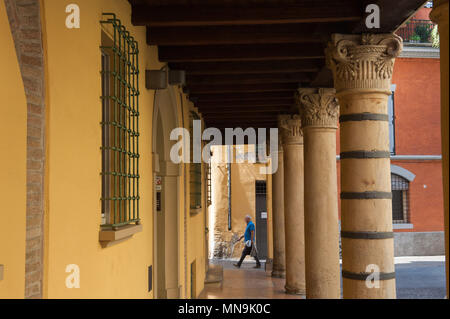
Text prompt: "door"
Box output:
[[255, 180, 268, 259]]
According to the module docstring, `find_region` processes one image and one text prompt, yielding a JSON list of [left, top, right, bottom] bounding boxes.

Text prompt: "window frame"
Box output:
[[391, 173, 410, 224], [189, 111, 202, 213], [99, 14, 140, 231], [388, 84, 397, 155]]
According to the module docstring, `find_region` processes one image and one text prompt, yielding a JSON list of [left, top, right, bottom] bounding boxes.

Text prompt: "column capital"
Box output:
[[278, 114, 303, 145], [297, 88, 339, 129], [325, 33, 403, 94]]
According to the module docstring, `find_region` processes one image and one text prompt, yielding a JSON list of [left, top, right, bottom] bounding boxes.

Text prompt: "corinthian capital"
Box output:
[[325, 33, 403, 93], [297, 88, 339, 129], [278, 114, 303, 145]]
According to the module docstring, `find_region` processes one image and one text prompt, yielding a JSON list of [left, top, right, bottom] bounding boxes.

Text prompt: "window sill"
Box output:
[[393, 223, 414, 230], [99, 224, 143, 248]]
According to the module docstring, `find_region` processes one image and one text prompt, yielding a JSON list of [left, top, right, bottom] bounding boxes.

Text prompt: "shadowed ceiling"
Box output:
[[128, 0, 426, 131]]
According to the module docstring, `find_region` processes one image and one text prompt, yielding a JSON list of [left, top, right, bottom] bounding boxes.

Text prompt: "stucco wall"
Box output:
[[40, 0, 205, 298], [394, 231, 445, 256], [209, 145, 271, 260], [0, 0, 27, 298]]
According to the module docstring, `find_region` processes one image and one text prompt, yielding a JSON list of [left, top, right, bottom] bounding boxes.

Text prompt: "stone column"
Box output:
[[430, 0, 449, 298], [297, 88, 341, 299], [326, 33, 403, 299], [279, 115, 305, 294], [271, 133, 285, 278]]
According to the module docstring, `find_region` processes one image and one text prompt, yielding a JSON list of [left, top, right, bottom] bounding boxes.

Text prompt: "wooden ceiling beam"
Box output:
[[146, 23, 354, 46], [196, 98, 294, 108], [158, 43, 325, 62], [169, 60, 323, 75], [131, 4, 361, 27], [205, 120, 277, 128], [191, 92, 294, 102], [205, 118, 278, 123], [204, 115, 278, 121], [186, 73, 311, 85], [310, 66, 334, 88], [199, 107, 288, 114], [186, 83, 298, 94], [204, 125, 278, 132]]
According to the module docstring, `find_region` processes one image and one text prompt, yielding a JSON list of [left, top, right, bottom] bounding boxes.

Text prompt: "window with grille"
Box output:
[[100, 14, 140, 228], [391, 173, 409, 223], [255, 180, 267, 194], [189, 111, 202, 210]]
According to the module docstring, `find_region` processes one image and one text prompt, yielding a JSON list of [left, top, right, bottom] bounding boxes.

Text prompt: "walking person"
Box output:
[[233, 215, 261, 269]]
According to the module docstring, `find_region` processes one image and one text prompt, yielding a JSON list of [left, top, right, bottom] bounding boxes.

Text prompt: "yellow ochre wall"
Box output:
[[185, 102, 207, 298], [172, 93, 207, 299], [41, 0, 205, 298], [0, 0, 27, 299], [209, 145, 273, 260]]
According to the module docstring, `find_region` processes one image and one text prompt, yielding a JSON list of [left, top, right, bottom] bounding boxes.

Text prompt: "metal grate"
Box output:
[[396, 19, 436, 43], [100, 14, 140, 228], [391, 174, 409, 223], [255, 180, 267, 194], [189, 111, 202, 210]]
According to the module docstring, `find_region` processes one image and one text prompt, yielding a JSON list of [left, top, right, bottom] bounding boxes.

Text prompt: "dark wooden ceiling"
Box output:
[[128, 0, 427, 130]]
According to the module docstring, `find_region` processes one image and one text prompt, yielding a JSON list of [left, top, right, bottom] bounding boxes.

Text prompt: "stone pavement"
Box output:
[[199, 256, 446, 299]]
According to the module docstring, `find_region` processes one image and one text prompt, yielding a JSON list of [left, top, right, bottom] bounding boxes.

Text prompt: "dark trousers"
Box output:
[[237, 244, 261, 266]]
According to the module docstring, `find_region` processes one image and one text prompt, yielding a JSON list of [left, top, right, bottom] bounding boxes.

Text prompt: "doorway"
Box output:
[[153, 87, 180, 298], [255, 180, 268, 259]]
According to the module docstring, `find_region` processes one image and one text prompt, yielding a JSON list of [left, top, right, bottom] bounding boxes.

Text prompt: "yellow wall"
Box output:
[[0, 0, 27, 298], [184, 101, 207, 298], [41, 0, 205, 298], [209, 145, 272, 259]]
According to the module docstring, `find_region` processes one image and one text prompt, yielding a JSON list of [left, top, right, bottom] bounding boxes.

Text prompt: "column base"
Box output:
[[271, 269, 286, 278], [285, 285, 306, 295]]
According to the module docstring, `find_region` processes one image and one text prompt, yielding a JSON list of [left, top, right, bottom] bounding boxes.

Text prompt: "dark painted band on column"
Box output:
[[340, 151, 391, 159], [341, 191, 392, 199], [339, 113, 389, 122], [342, 270, 396, 281], [341, 231, 394, 239]]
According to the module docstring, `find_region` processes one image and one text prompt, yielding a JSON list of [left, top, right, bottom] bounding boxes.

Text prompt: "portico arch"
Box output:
[[152, 85, 181, 299]]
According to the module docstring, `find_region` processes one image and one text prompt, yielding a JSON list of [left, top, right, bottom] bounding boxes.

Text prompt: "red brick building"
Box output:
[[337, 5, 445, 256]]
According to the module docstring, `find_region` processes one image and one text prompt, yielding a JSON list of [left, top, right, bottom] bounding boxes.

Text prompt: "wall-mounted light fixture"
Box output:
[[145, 70, 167, 90]]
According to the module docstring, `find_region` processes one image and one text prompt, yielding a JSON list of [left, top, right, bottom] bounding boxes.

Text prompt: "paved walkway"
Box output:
[[199, 256, 446, 299], [395, 256, 446, 299], [199, 260, 303, 299]]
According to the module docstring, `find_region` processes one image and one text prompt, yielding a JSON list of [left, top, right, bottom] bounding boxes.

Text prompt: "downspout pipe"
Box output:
[[227, 145, 232, 231]]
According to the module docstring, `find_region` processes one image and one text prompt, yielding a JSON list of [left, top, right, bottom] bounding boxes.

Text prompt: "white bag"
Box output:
[[245, 240, 252, 247]]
